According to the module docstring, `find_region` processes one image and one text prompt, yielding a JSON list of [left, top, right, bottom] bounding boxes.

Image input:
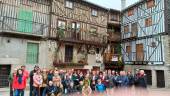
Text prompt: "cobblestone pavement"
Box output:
[[0, 87, 170, 96]]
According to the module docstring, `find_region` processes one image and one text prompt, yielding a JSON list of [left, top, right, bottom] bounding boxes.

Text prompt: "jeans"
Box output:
[[33, 87, 40, 96], [14, 89, 24, 96]]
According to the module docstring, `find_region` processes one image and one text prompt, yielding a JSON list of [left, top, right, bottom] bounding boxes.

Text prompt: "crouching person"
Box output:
[[42, 81, 58, 96]]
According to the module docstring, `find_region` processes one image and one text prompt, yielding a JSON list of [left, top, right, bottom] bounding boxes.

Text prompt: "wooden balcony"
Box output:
[[122, 32, 137, 42], [0, 16, 48, 39], [50, 28, 107, 46], [53, 61, 88, 68], [107, 29, 121, 42]]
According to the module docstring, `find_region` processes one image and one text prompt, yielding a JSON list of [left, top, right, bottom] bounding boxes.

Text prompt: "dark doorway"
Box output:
[[156, 70, 165, 88], [144, 70, 152, 85], [0, 65, 11, 88], [65, 45, 73, 62], [92, 66, 100, 71]]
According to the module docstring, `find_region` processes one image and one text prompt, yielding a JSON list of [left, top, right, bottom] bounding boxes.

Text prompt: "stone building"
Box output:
[[0, 0, 121, 88], [121, 0, 170, 88]]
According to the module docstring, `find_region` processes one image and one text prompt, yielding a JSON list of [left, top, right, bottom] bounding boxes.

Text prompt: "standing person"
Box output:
[[134, 69, 140, 87], [137, 70, 147, 88], [41, 69, 48, 96], [29, 65, 39, 96], [33, 69, 43, 96], [95, 79, 106, 93], [47, 69, 54, 82], [116, 71, 129, 87], [8, 68, 17, 96], [127, 71, 134, 87], [107, 70, 114, 88], [13, 69, 27, 96], [82, 83, 92, 96], [55, 78, 63, 96], [21, 65, 29, 94]]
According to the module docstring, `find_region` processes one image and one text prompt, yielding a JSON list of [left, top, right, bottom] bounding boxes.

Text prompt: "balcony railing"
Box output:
[[122, 32, 137, 40], [53, 61, 88, 68], [0, 16, 48, 36], [51, 28, 107, 45], [107, 29, 121, 42], [123, 52, 147, 65]]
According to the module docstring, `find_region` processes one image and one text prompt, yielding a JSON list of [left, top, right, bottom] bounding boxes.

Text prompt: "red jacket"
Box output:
[[12, 74, 27, 89], [23, 70, 29, 88]]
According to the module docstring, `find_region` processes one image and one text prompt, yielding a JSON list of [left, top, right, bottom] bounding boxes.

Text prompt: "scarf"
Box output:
[[18, 74, 23, 84]]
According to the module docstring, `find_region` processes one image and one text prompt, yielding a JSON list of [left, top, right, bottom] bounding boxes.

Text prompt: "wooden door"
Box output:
[[156, 70, 165, 88], [144, 70, 152, 85], [0, 65, 11, 88], [65, 45, 73, 62], [136, 44, 144, 61], [126, 46, 131, 60]]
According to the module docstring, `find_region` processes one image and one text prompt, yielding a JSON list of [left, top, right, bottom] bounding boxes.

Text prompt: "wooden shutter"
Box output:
[[26, 43, 39, 64], [126, 46, 131, 60], [147, 0, 155, 9], [17, 9, 33, 33], [136, 44, 144, 61]]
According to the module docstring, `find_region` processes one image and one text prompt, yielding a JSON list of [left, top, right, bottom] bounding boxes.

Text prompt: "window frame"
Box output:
[[147, 0, 155, 9], [128, 8, 134, 16], [91, 9, 98, 17], [57, 20, 66, 29], [65, 0, 74, 9], [145, 17, 152, 27], [26, 42, 39, 64], [124, 25, 129, 33]]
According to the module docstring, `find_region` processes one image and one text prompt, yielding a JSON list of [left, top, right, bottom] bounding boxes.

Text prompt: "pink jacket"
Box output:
[[33, 73, 43, 87], [12, 74, 27, 89]]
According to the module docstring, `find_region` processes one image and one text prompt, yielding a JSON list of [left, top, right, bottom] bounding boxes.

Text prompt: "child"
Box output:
[[96, 79, 106, 93]]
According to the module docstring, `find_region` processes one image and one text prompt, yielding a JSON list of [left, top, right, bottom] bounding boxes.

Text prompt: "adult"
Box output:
[[8, 68, 17, 96], [137, 70, 147, 88], [13, 69, 27, 96], [32, 69, 43, 96], [116, 71, 129, 87], [29, 65, 39, 96]]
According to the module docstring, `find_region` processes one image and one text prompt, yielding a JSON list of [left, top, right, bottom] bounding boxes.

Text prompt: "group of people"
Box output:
[[9, 65, 147, 96]]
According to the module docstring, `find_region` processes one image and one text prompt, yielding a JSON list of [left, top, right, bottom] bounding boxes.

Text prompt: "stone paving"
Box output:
[[0, 87, 170, 96]]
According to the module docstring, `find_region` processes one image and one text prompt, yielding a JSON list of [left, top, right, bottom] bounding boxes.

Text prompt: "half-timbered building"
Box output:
[[51, 0, 108, 71], [104, 9, 122, 71], [121, 0, 170, 88]]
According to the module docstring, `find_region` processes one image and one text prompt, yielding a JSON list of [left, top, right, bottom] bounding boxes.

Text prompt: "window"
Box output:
[[71, 22, 80, 30], [128, 8, 134, 16], [65, 0, 73, 9], [65, 45, 73, 62], [92, 9, 98, 16], [147, 0, 155, 9], [145, 17, 152, 27], [111, 14, 118, 21], [26, 43, 39, 64], [58, 20, 66, 29], [131, 23, 138, 36], [124, 25, 129, 33]]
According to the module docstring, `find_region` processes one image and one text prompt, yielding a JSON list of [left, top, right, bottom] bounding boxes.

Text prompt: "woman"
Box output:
[[9, 68, 17, 96], [82, 83, 92, 96], [55, 78, 63, 96], [41, 69, 48, 96], [13, 69, 27, 96], [47, 69, 54, 82], [33, 69, 43, 96]]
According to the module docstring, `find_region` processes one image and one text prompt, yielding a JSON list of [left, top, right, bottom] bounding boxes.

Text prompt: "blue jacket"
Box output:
[[116, 76, 129, 87], [96, 83, 106, 92]]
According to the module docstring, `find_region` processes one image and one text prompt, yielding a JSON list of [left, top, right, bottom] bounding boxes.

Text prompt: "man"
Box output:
[[20, 65, 29, 96], [116, 71, 129, 87], [29, 65, 39, 96], [137, 70, 147, 88]]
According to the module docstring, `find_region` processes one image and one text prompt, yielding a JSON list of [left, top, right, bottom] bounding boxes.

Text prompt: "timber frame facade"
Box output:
[[121, 0, 170, 88], [0, 0, 121, 72]]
